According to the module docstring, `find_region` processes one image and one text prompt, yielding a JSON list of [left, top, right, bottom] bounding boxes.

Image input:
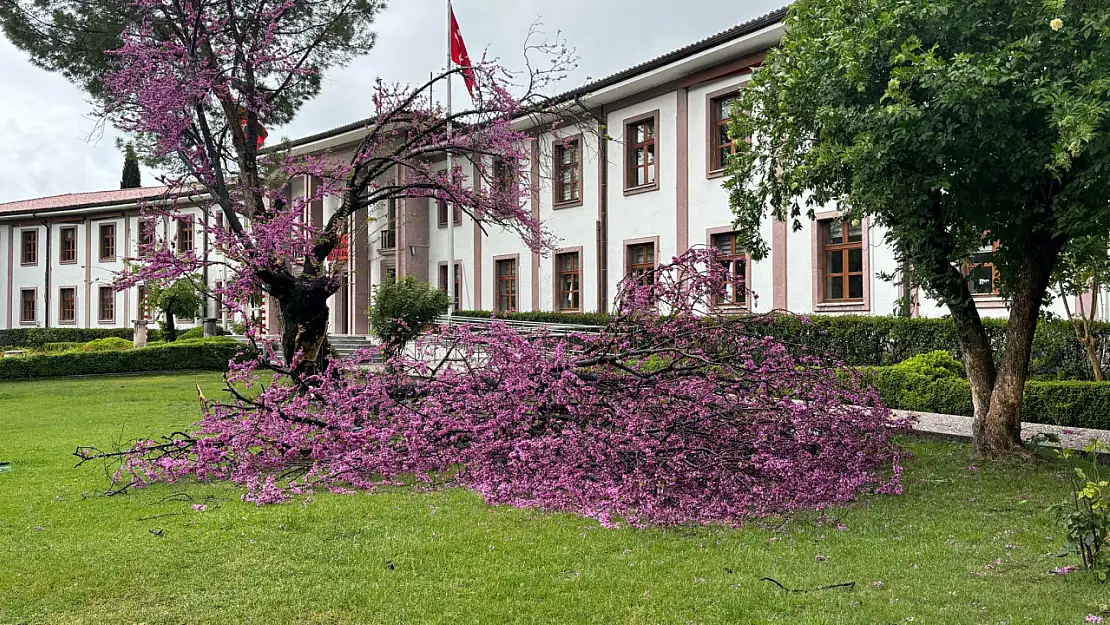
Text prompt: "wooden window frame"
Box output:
[[20, 229, 38, 266], [98, 223, 117, 262], [494, 255, 519, 313], [552, 135, 583, 208], [706, 84, 746, 178], [59, 226, 78, 265], [437, 199, 449, 229], [438, 261, 462, 310], [624, 237, 659, 289], [177, 216, 194, 254], [815, 216, 868, 309], [58, 286, 77, 325], [138, 218, 156, 258], [961, 241, 1003, 299], [708, 228, 750, 308], [623, 110, 660, 195], [821, 218, 861, 304], [554, 248, 583, 312], [19, 288, 37, 324], [98, 286, 116, 323]]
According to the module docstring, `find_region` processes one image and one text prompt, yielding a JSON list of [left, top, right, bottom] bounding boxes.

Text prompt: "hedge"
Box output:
[[453, 311, 1110, 381], [0, 327, 167, 350], [869, 368, 1110, 431], [0, 340, 243, 380]]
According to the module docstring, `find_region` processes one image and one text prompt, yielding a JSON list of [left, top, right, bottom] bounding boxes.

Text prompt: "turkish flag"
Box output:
[[450, 6, 477, 100]]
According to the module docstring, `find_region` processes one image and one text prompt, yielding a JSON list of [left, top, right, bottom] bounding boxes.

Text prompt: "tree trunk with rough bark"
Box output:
[[973, 241, 1060, 455], [164, 298, 178, 343], [272, 274, 338, 381]]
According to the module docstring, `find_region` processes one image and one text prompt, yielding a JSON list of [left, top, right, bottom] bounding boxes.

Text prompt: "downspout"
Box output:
[[33, 213, 51, 329], [593, 105, 609, 314]]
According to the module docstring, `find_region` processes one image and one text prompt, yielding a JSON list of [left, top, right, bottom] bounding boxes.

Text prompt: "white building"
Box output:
[[0, 187, 229, 332], [0, 8, 1090, 335]]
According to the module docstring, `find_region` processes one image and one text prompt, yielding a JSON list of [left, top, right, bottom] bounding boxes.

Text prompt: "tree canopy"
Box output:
[[726, 0, 1110, 455]]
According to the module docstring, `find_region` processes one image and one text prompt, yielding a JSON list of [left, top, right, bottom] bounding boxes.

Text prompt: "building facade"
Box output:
[[0, 9, 1097, 335]]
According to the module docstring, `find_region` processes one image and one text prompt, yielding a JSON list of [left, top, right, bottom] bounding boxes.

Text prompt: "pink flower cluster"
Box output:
[[91, 250, 910, 527]]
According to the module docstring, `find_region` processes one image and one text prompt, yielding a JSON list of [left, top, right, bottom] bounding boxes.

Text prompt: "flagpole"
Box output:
[[445, 0, 456, 318]]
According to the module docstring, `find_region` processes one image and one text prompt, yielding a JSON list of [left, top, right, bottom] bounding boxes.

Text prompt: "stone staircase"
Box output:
[[229, 334, 378, 361]]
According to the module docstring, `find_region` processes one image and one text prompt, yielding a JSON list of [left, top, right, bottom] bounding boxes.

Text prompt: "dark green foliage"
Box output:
[[42, 342, 85, 354], [178, 325, 229, 341], [0, 340, 241, 380], [74, 337, 133, 352], [146, 276, 204, 342], [452, 310, 615, 327], [369, 277, 450, 351], [0, 328, 134, 351], [120, 142, 141, 189], [870, 368, 1110, 431]]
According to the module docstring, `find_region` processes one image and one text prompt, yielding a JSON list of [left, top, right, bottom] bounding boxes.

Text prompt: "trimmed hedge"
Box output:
[[452, 310, 615, 327], [0, 340, 242, 380], [869, 368, 1110, 431], [453, 311, 1110, 381], [0, 327, 166, 350]]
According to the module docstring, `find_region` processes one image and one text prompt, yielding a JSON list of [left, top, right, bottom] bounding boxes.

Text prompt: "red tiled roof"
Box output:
[[0, 186, 174, 217]]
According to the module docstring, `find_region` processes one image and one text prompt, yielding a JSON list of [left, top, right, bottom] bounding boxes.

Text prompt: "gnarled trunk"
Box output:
[[273, 274, 338, 381], [973, 241, 1060, 456], [164, 300, 178, 343]]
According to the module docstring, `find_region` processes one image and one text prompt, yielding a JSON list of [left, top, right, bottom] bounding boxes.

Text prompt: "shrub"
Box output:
[[868, 368, 1110, 430], [0, 341, 242, 380], [0, 328, 134, 351], [178, 325, 229, 341], [369, 276, 449, 351], [1050, 442, 1110, 582], [890, 350, 963, 380], [77, 337, 134, 352], [42, 342, 84, 354]]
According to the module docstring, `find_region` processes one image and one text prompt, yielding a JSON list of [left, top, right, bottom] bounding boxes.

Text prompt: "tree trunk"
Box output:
[[974, 240, 1061, 457], [273, 274, 338, 381], [164, 301, 178, 343], [948, 287, 996, 430]]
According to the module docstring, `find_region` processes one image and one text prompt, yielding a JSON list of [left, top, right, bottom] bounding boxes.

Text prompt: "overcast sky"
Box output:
[[0, 0, 784, 203]]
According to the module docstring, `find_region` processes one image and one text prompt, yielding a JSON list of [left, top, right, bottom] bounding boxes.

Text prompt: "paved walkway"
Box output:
[[897, 409, 1110, 452]]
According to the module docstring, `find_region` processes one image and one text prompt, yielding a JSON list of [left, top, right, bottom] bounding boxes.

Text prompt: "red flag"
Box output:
[[449, 5, 477, 100]]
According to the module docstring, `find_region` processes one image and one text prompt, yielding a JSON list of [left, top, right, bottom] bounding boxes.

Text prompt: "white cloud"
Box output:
[[0, 0, 784, 202]]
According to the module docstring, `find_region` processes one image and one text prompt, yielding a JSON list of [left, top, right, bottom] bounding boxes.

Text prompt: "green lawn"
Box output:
[[0, 374, 1105, 624]]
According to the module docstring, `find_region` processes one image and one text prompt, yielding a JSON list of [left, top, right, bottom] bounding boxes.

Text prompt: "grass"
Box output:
[[0, 373, 1106, 624]]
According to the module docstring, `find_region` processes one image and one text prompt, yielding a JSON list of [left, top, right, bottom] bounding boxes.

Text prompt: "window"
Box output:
[[711, 232, 747, 306], [438, 262, 462, 310], [137, 285, 152, 321], [138, 219, 155, 257], [437, 199, 449, 228], [710, 94, 739, 172], [214, 281, 223, 320], [20, 289, 35, 323], [21, 229, 37, 265], [98, 286, 115, 323], [625, 115, 657, 190], [59, 287, 76, 324], [99, 224, 116, 261], [821, 218, 865, 302], [496, 258, 517, 312], [962, 243, 1000, 296], [177, 217, 194, 253], [492, 157, 514, 193], [60, 227, 77, 264], [627, 243, 656, 287], [554, 138, 581, 206], [556, 252, 581, 311]]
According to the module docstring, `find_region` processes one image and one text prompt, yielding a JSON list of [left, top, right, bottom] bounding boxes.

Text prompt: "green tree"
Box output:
[[368, 276, 449, 357], [120, 142, 141, 189], [146, 276, 203, 343], [726, 0, 1110, 456], [1053, 235, 1110, 381]]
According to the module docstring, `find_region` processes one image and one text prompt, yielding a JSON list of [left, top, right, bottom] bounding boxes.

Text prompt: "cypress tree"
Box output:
[[120, 143, 141, 189]]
